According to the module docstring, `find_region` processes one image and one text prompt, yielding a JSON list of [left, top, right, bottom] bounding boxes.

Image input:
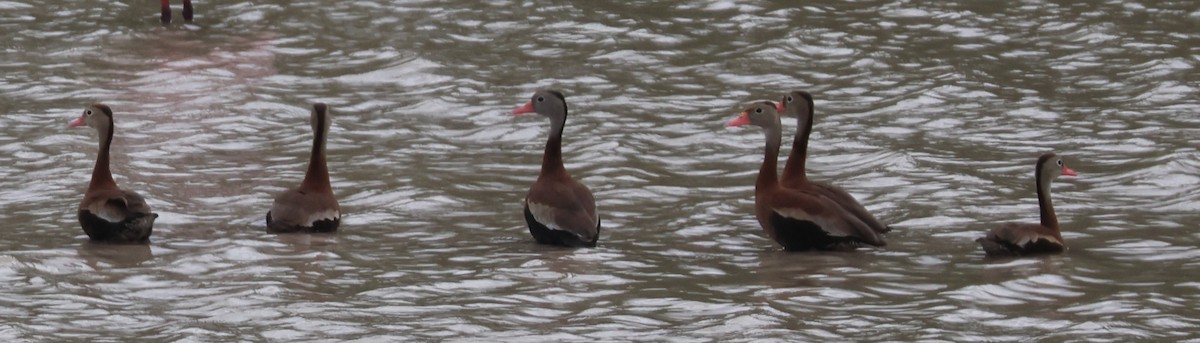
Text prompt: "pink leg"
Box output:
[[182, 0, 193, 21], [160, 0, 171, 23]]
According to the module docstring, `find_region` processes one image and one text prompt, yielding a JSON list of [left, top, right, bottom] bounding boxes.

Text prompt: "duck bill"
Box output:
[[726, 112, 751, 127], [512, 101, 534, 115], [1061, 165, 1078, 177], [68, 115, 86, 127]]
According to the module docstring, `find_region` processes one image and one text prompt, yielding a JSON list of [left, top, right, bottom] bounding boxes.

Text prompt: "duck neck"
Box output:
[[756, 122, 782, 191], [88, 118, 117, 191], [301, 116, 331, 192], [781, 106, 813, 185], [540, 115, 566, 176], [1036, 166, 1059, 233]]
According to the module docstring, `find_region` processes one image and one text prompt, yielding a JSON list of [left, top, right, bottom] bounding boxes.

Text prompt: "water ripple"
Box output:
[[0, 0, 1197, 341]]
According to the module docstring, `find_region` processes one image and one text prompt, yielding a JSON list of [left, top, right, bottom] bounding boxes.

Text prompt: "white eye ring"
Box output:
[[787, 96, 794, 102], [1057, 160, 1063, 166], [85, 110, 92, 116], [536, 97, 545, 102]]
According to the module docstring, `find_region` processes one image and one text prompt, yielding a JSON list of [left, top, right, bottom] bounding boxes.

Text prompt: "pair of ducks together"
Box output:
[[69, 90, 1075, 257], [727, 91, 1078, 256], [70, 103, 339, 244]]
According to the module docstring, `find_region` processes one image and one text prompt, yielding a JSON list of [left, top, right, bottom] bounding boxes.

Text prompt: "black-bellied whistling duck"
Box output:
[[728, 101, 885, 251], [161, 0, 194, 24], [977, 153, 1077, 256], [777, 90, 892, 234], [511, 90, 600, 247], [266, 103, 340, 233], [69, 104, 158, 243]]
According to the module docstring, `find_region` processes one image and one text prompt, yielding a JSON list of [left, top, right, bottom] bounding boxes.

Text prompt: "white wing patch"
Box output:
[[1015, 234, 1062, 247], [305, 209, 340, 226], [773, 208, 814, 222], [87, 201, 126, 223], [526, 201, 566, 231], [772, 208, 850, 237]]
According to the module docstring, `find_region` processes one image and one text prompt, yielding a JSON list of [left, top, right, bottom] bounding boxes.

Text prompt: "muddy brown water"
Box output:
[[0, 1, 1197, 341]]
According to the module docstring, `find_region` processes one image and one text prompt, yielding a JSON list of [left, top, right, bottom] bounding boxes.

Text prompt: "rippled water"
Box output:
[[1, 0, 1198, 341]]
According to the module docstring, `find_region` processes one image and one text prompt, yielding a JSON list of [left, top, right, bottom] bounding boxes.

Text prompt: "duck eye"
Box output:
[[536, 97, 545, 102], [755, 108, 763, 113], [85, 110, 92, 116], [787, 96, 794, 102], [1057, 160, 1063, 166]]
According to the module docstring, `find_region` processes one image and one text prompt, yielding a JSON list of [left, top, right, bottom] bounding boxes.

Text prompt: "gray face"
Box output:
[[781, 91, 811, 119], [529, 90, 567, 120], [81, 105, 109, 129], [1041, 154, 1075, 180], [1043, 155, 1061, 179], [745, 102, 780, 128]]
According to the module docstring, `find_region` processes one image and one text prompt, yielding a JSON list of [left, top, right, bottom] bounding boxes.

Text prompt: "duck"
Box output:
[[266, 103, 340, 233], [777, 90, 891, 234], [160, 0, 194, 24], [977, 152, 1077, 256], [728, 101, 886, 251], [69, 104, 158, 243], [511, 90, 600, 247]]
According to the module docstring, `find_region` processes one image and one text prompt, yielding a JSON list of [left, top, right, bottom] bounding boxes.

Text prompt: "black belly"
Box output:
[[524, 206, 598, 248], [978, 234, 1064, 257], [769, 213, 860, 251], [266, 211, 340, 233], [78, 210, 154, 243]]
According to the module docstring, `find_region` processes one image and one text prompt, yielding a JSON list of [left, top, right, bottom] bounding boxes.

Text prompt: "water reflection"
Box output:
[[77, 242, 154, 268]]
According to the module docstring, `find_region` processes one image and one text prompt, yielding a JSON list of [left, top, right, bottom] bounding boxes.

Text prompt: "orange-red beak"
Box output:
[[1061, 164, 1077, 177], [68, 115, 86, 127], [512, 101, 534, 115], [775, 101, 785, 112], [726, 111, 751, 127]]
